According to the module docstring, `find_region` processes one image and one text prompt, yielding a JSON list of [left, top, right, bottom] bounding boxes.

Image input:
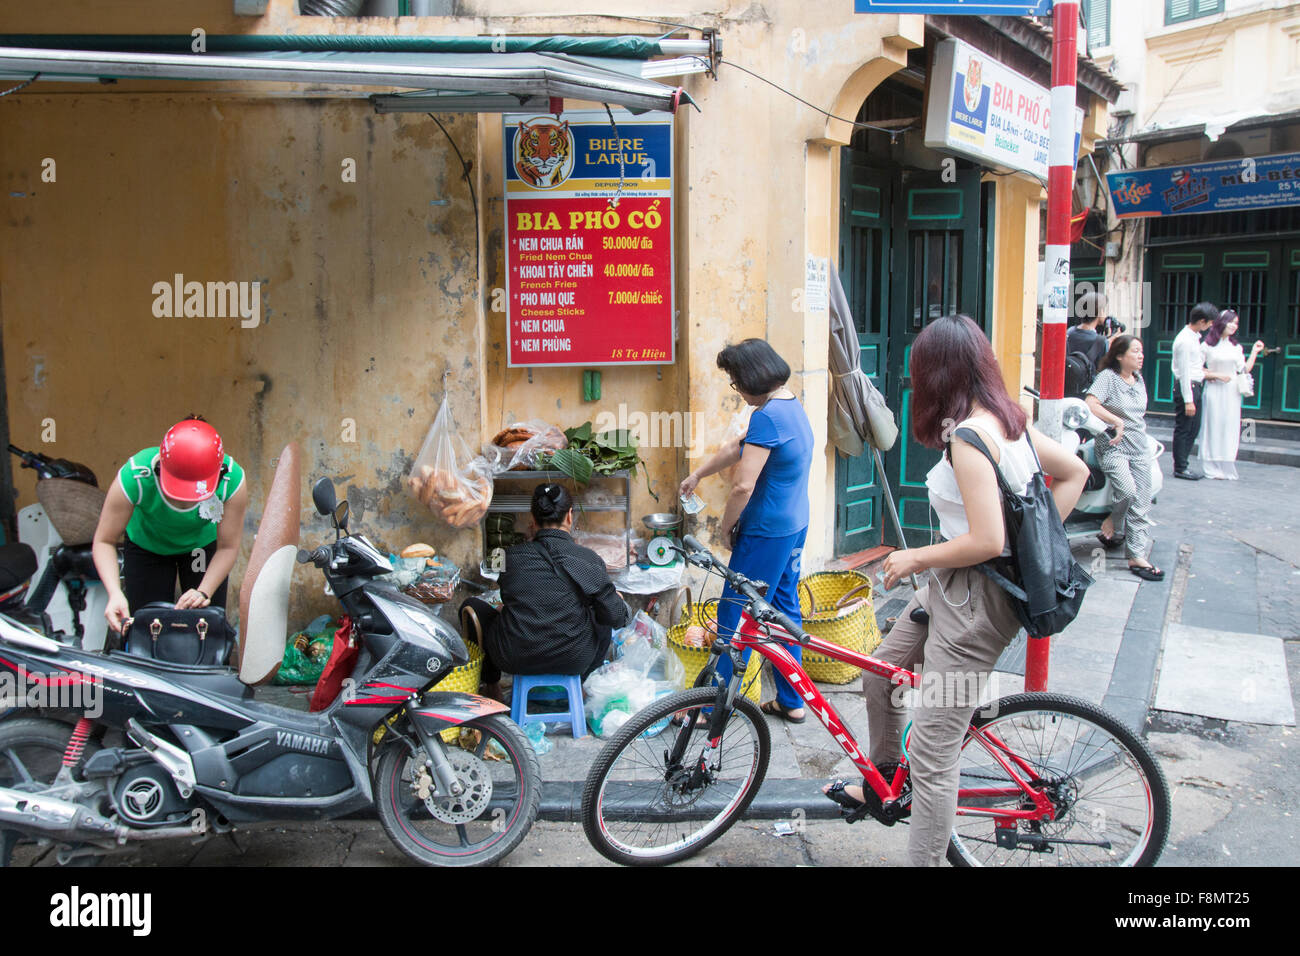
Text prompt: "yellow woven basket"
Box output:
[[798, 571, 881, 684], [666, 594, 762, 703]]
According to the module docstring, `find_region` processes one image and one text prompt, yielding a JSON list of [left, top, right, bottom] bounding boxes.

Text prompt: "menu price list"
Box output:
[[507, 195, 672, 365]]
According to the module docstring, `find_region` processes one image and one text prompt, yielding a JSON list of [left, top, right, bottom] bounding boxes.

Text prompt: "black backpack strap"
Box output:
[[951, 427, 1019, 499]]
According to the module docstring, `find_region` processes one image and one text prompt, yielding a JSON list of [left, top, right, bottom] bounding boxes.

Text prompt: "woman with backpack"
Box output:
[[822, 314, 1087, 866]]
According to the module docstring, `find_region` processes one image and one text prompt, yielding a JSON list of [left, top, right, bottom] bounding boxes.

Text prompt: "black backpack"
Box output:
[[953, 427, 1093, 639], [1063, 350, 1095, 399]]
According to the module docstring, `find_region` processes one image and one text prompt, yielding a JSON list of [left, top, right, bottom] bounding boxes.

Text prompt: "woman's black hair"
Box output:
[[1099, 334, 1141, 374], [716, 339, 791, 395], [531, 482, 573, 526]]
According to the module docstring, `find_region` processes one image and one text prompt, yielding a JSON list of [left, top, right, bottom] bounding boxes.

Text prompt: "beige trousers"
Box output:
[[862, 564, 1021, 866]]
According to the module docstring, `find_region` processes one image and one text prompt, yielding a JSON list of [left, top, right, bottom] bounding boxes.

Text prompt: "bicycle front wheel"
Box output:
[[581, 686, 770, 866], [947, 693, 1170, 867]]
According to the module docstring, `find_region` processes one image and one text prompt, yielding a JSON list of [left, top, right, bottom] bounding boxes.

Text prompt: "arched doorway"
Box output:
[[833, 75, 992, 554]]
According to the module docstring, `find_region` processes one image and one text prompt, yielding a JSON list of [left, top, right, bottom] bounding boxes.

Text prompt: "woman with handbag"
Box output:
[[459, 483, 628, 701], [824, 314, 1087, 866], [92, 416, 248, 635], [1198, 309, 1266, 480], [679, 338, 814, 723]]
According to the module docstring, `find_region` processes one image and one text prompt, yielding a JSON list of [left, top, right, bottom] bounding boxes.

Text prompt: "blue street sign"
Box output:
[[854, 1, 1052, 13]]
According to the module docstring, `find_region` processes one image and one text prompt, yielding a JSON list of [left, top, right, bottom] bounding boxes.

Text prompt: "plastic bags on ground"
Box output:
[[584, 612, 684, 737]]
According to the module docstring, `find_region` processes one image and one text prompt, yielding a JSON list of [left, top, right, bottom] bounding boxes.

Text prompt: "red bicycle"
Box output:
[[581, 535, 1170, 866]]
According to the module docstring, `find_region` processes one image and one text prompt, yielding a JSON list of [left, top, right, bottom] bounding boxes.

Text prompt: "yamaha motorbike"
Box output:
[[0, 476, 540, 867]]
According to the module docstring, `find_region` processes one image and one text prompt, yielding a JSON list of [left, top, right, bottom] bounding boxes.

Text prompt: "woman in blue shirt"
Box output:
[[680, 339, 814, 721]]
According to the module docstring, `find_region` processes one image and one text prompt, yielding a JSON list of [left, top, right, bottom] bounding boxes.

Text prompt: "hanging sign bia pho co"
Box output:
[[924, 37, 1082, 182]]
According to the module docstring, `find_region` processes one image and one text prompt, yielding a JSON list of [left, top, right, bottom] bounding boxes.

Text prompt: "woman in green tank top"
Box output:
[[91, 416, 249, 634]]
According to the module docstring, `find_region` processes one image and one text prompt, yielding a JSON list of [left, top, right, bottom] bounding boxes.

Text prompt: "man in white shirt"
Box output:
[[1170, 302, 1217, 479]]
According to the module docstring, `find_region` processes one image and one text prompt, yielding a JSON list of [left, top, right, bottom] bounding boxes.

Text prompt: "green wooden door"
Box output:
[[833, 155, 889, 555], [884, 167, 983, 547], [1277, 245, 1300, 421], [1145, 250, 1206, 412], [1148, 241, 1300, 421]]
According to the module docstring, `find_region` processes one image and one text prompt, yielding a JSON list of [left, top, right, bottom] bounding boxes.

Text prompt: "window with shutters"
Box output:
[[1165, 0, 1224, 26], [1083, 0, 1110, 50]]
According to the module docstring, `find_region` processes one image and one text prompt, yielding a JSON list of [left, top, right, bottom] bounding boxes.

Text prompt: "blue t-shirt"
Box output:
[[738, 397, 813, 537]]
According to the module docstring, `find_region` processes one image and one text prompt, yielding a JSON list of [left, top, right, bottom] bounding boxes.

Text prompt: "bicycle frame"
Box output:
[[712, 612, 1058, 825]]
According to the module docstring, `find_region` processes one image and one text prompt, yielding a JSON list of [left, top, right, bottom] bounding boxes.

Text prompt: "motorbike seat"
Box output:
[[103, 650, 253, 700], [0, 542, 38, 592], [51, 544, 99, 582]]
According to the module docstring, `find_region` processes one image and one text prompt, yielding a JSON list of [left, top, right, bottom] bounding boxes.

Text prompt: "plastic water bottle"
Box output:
[[523, 721, 551, 755]]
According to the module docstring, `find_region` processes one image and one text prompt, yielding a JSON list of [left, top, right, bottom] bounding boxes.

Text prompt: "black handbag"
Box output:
[[953, 428, 1094, 639], [123, 603, 236, 667]]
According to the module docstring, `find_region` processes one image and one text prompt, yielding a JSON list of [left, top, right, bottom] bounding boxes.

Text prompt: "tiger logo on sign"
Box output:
[[513, 119, 575, 189], [963, 56, 984, 112]]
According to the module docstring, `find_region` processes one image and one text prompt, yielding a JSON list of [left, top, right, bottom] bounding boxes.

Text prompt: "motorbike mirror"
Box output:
[[312, 477, 337, 517], [1061, 403, 1090, 430], [334, 499, 350, 531]]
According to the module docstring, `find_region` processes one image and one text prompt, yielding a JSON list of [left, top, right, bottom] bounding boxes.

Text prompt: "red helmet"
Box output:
[[158, 420, 224, 502]]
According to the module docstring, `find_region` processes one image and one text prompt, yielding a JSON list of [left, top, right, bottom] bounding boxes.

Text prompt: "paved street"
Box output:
[[12, 449, 1298, 868]]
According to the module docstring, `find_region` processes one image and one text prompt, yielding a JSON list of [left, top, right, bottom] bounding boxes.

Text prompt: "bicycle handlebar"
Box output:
[[677, 534, 810, 646]]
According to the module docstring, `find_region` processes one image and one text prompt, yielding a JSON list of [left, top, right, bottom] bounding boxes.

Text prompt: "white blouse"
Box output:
[[925, 416, 1037, 554]]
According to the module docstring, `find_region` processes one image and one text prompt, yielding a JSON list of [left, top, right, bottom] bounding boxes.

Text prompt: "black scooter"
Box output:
[[0, 477, 539, 867]]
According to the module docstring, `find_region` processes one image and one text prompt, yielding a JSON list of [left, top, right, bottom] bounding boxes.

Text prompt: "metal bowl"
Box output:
[[642, 512, 682, 532]]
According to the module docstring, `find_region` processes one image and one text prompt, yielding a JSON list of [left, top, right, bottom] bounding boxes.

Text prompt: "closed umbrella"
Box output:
[[828, 268, 897, 455], [827, 269, 918, 591]]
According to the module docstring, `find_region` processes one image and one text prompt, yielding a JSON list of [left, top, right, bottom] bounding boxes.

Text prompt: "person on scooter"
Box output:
[[91, 416, 249, 633], [458, 483, 628, 701], [1085, 336, 1163, 580]]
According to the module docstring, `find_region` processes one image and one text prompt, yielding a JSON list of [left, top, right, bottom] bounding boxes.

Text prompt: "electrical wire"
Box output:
[[0, 74, 39, 97], [718, 58, 917, 139], [603, 102, 626, 208], [427, 112, 480, 300]]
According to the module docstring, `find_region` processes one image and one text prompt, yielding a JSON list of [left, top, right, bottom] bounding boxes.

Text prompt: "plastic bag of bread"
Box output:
[[406, 396, 494, 529], [486, 420, 567, 473]]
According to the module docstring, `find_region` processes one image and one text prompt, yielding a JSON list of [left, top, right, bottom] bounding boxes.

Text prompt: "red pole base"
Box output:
[[1024, 636, 1050, 692]]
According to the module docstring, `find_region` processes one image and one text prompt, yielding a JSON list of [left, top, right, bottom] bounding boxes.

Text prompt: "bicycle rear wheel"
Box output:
[[947, 693, 1169, 867], [581, 686, 770, 866]]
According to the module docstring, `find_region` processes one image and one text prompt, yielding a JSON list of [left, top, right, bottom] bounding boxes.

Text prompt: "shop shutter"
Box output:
[[1084, 0, 1110, 49], [1167, 0, 1222, 24]]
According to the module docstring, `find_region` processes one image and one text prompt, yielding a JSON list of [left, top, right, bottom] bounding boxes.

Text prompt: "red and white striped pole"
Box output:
[[1028, 0, 1079, 693]]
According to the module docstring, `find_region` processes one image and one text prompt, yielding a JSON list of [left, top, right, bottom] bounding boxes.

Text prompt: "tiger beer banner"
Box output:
[[504, 109, 674, 367]]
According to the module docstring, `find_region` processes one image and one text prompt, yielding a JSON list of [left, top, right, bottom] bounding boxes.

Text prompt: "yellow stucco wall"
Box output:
[[0, 0, 1104, 628], [1, 92, 484, 623]]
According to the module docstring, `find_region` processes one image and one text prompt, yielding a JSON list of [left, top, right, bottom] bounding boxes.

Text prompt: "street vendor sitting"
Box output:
[[459, 483, 628, 700]]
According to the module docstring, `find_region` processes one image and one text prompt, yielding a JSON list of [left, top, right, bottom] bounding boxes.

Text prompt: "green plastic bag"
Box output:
[[273, 615, 337, 686]]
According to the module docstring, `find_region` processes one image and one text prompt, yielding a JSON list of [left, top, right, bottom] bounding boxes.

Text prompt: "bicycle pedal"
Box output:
[[841, 805, 871, 825]]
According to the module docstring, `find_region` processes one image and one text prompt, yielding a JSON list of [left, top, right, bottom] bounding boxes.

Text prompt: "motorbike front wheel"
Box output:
[[373, 714, 540, 867]]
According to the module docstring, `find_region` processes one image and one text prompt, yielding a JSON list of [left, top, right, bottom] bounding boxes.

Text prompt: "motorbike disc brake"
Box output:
[[415, 748, 494, 825]]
